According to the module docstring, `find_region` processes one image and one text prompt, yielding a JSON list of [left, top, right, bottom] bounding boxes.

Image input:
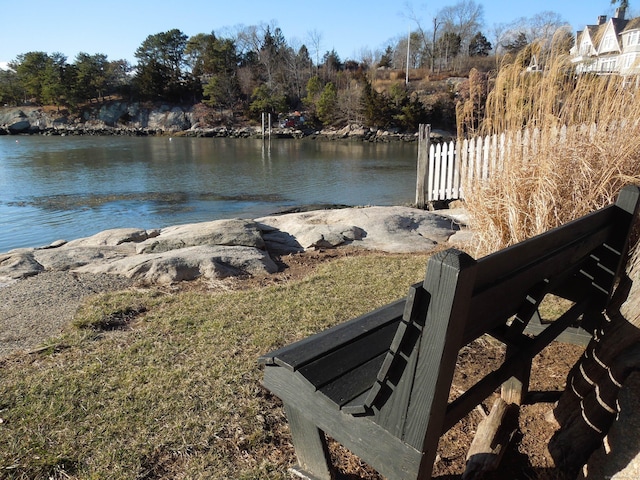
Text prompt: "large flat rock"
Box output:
[[75, 245, 278, 283], [256, 206, 464, 253], [0, 206, 470, 285]]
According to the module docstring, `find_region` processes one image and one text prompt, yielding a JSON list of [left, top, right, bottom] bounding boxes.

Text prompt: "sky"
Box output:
[[0, 0, 630, 68]]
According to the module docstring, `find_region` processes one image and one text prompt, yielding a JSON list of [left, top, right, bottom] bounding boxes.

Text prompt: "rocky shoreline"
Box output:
[[0, 205, 470, 287], [0, 104, 453, 142], [0, 204, 469, 358]]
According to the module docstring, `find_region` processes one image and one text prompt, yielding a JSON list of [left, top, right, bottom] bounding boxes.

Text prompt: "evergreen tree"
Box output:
[[134, 29, 195, 101], [0, 68, 20, 106], [398, 97, 428, 131], [321, 49, 342, 80], [360, 80, 390, 129], [316, 82, 338, 125], [468, 32, 492, 57], [503, 32, 529, 55], [378, 46, 394, 68], [203, 74, 239, 110], [249, 84, 287, 118], [259, 26, 289, 89], [13, 51, 50, 102], [303, 75, 324, 121], [187, 32, 241, 108], [74, 53, 110, 102]]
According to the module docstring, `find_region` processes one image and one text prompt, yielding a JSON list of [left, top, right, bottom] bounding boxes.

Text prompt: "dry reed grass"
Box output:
[[462, 39, 640, 257]]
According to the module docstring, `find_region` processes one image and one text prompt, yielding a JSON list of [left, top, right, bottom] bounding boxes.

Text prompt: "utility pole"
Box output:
[[406, 25, 411, 85]]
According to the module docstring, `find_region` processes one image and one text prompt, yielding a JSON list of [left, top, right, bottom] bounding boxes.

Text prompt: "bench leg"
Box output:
[[284, 404, 335, 480], [501, 346, 531, 405]]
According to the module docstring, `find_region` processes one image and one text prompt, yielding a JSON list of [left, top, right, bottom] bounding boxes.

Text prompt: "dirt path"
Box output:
[[0, 271, 132, 358]]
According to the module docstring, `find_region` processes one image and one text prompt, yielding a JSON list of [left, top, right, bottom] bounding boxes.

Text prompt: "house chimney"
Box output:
[[614, 7, 626, 19], [598, 15, 607, 25]]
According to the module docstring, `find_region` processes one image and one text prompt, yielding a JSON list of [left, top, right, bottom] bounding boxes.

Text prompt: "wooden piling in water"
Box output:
[[261, 112, 272, 141]]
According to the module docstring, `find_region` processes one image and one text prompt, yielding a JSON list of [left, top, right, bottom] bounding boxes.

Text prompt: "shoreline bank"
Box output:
[[0, 104, 455, 142]]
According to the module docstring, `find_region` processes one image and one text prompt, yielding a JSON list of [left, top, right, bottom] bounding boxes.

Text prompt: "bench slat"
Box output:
[[341, 388, 375, 415], [318, 352, 388, 407], [258, 298, 407, 370], [297, 320, 401, 389], [473, 206, 616, 291]]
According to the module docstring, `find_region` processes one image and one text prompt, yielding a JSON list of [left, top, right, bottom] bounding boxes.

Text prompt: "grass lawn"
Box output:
[[0, 252, 431, 479]]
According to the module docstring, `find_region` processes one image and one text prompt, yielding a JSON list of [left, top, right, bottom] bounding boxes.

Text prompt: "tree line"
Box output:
[[0, 0, 572, 132]]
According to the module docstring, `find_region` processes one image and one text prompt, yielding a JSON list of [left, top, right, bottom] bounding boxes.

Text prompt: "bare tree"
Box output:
[[489, 23, 508, 56], [234, 24, 263, 59], [438, 0, 484, 53], [528, 11, 570, 48], [306, 29, 323, 70], [499, 11, 569, 55], [402, 2, 441, 71], [356, 47, 375, 69]]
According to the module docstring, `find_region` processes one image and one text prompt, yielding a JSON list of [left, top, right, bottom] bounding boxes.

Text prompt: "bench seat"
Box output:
[[259, 291, 427, 415]]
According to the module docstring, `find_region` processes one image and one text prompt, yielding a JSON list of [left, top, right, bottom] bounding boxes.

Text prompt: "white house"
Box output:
[[570, 7, 640, 76]]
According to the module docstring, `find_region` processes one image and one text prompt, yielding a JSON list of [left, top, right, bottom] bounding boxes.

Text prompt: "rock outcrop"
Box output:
[[0, 104, 454, 141], [0, 104, 198, 135], [0, 206, 469, 285]]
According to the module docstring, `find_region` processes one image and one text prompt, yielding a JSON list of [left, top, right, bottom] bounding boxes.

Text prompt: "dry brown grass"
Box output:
[[462, 39, 640, 256]]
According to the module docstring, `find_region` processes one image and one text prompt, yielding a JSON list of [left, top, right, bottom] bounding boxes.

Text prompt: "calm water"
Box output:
[[0, 136, 418, 252]]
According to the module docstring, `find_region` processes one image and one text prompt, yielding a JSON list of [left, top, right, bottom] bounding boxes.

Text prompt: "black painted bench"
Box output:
[[259, 185, 640, 480]]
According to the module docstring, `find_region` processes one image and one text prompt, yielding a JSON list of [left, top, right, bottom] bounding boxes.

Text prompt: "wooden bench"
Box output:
[[258, 185, 640, 480]]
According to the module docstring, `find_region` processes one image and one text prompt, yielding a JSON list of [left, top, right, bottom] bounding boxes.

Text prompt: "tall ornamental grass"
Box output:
[[463, 41, 640, 256]]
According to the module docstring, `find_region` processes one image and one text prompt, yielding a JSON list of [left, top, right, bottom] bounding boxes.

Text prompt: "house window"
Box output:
[[600, 58, 618, 72], [602, 34, 618, 52], [629, 31, 640, 46], [624, 55, 633, 68]]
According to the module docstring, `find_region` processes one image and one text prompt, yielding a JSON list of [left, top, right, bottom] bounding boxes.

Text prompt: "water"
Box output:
[[0, 135, 418, 252]]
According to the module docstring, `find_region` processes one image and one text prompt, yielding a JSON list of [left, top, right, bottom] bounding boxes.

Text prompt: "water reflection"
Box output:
[[0, 136, 417, 251], [9, 191, 289, 211]]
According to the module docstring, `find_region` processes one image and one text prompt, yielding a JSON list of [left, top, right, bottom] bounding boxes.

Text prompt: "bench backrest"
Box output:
[[367, 185, 640, 459]]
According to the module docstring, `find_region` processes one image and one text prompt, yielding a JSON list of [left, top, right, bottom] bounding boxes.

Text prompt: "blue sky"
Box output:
[[0, 1, 628, 67]]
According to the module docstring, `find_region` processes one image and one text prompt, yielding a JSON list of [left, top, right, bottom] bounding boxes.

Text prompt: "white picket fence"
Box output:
[[421, 123, 600, 203]]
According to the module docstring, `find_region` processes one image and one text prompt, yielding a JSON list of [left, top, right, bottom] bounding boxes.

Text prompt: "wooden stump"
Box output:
[[549, 274, 640, 474], [462, 398, 519, 479]]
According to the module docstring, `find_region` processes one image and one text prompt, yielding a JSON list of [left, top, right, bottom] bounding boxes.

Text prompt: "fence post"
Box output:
[[416, 124, 431, 209]]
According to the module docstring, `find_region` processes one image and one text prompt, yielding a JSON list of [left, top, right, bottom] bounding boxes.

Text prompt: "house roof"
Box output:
[[611, 17, 629, 35], [622, 17, 640, 32], [589, 23, 608, 47], [579, 18, 630, 53]]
